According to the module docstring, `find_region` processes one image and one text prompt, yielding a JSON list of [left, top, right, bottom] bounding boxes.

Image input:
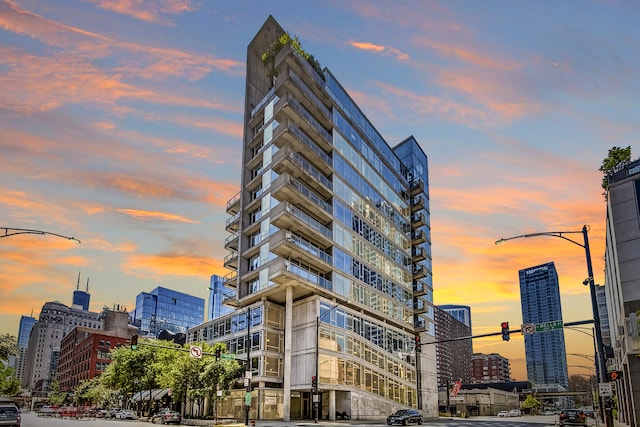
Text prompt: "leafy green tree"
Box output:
[[101, 340, 160, 414], [0, 334, 17, 361], [600, 146, 632, 190], [48, 380, 67, 406], [75, 376, 118, 407], [0, 364, 20, 396], [521, 394, 542, 414]]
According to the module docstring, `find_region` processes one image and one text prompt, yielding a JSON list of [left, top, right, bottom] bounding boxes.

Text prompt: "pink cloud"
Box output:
[[115, 208, 200, 223], [347, 40, 410, 61], [85, 0, 196, 25]]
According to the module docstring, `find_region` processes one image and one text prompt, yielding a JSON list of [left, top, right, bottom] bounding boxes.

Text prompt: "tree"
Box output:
[[521, 394, 542, 414], [0, 334, 17, 361], [599, 146, 632, 190], [0, 364, 20, 396], [48, 380, 67, 406]]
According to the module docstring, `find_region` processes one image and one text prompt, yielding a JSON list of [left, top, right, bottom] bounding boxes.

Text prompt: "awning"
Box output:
[[132, 389, 170, 402]]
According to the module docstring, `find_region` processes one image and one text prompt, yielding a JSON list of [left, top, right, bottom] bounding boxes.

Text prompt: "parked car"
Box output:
[[508, 409, 521, 417], [497, 410, 509, 417], [0, 401, 21, 427], [107, 408, 122, 419], [151, 409, 182, 424], [387, 409, 423, 425], [115, 409, 136, 420], [559, 409, 587, 426]]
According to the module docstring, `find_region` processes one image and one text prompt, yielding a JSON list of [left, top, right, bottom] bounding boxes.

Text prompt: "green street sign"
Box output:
[[535, 320, 563, 332], [245, 392, 251, 406], [221, 353, 236, 361]]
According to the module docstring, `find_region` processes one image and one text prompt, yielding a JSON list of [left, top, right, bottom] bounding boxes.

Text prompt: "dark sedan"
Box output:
[[559, 409, 587, 426], [387, 409, 423, 425], [151, 409, 182, 425]]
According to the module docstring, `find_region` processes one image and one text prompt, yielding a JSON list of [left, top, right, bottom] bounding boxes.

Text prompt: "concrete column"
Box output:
[[329, 389, 336, 421], [282, 286, 293, 421]]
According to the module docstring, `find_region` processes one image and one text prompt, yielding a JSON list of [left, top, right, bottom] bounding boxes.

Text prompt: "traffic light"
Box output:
[[501, 322, 510, 341], [608, 371, 623, 381], [131, 334, 138, 350], [311, 375, 317, 389], [215, 347, 221, 361], [415, 335, 421, 352]]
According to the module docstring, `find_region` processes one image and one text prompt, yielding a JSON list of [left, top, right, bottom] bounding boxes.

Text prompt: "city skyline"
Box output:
[[1, 0, 639, 381]]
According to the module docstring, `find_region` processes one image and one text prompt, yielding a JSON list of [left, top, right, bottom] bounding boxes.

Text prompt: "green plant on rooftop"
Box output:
[[262, 32, 323, 84]]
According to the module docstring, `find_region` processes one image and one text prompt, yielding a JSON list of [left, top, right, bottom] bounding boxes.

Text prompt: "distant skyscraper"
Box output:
[[131, 286, 204, 337], [72, 271, 91, 310], [208, 274, 234, 320], [519, 262, 568, 388], [16, 315, 36, 383], [595, 284, 610, 346], [438, 304, 472, 329]]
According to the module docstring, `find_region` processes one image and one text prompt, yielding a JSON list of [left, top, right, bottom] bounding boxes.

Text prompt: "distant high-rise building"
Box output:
[[131, 286, 204, 337], [471, 353, 511, 383], [438, 304, 472, 329], [604, 156, 640, 427], [16, 315, 36, 383], [434, 306, 472, 386], [187, 16, 436, 422], [22, 301, 102, 391], [208, 274, 233, 320], [72, 271, 91, 310], [594, 284, 610, 346], [519, 262, 568, 389]]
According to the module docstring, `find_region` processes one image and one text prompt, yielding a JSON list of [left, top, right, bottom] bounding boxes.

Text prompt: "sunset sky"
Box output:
[[1, 0, 638, 381]]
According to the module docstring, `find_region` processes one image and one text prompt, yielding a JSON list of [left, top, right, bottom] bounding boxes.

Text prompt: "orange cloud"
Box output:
[[123, 252, 223, 278], [115, 208, 200, 223]]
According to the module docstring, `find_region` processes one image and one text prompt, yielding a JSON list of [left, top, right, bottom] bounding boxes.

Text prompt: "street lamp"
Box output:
[[496, 225, 611, 427], [315, 300, 347, 423], [1, 227, 80, 243]]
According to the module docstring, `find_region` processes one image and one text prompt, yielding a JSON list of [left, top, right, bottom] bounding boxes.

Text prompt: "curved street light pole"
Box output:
[[1, 227, 81, 243], [496, 225, 611, 427]]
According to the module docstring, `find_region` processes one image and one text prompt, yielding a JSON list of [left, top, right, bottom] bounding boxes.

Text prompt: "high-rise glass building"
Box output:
[[16, 315, 37, 383], [208, 274, 234, 320], [131, 287, 204, 337], [188, 16, 436, 422], [519, 262, 568, 389]]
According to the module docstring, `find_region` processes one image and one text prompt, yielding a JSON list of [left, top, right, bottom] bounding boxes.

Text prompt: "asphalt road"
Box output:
[[20, 411, 597, 427]]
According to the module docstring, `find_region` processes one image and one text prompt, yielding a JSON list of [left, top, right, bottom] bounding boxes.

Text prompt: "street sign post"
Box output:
[[535, 320, 563, 332]]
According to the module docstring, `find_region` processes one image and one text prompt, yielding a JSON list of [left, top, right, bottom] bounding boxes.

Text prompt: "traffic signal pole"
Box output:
[[418, 319, 595, 345]]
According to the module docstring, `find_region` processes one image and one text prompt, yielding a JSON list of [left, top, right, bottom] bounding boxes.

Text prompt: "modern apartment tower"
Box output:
[[604, 156, 640, 427], [188, 16, 436, 422], [519, 262, 569, 389]]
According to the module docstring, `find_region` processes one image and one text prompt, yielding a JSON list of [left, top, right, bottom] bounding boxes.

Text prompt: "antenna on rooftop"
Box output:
[[76, 269, 81, 291], [86, 277, 89, 293]]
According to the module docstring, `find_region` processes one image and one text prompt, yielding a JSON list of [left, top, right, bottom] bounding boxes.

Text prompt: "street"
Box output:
[[19, 411, 596, 427]]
